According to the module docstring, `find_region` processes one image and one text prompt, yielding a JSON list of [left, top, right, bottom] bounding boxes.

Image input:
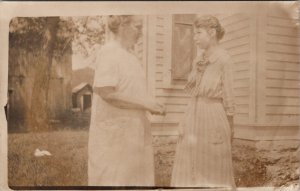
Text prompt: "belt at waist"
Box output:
[[195, 96, 223, 103]]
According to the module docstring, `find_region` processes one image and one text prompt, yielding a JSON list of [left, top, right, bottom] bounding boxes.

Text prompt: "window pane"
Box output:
[[171, 14, 196, 82]]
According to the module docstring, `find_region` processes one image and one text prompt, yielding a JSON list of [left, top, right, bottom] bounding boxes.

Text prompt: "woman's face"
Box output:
[[193, 27, 212, 49], [121, 16, 143, 47]]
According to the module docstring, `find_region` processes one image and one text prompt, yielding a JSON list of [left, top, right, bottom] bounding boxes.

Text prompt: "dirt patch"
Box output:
[[153, 136, 300, 187]]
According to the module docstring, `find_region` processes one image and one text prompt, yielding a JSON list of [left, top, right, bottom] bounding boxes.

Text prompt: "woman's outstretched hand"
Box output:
[[148, 102, 166, 116]]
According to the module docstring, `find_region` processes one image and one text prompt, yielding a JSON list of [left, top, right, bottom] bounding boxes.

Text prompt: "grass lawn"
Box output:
[[8, 129, 297, 188], [8, 130, 88, 186]]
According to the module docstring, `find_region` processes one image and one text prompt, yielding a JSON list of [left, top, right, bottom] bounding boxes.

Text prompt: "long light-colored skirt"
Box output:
[[171, 96, 236, 189], [88, 110, 154, 186]]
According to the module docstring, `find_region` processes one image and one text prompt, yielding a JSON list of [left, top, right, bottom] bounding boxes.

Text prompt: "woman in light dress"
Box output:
[[171, 15, 236, 190], [88, 15, 165, 186]]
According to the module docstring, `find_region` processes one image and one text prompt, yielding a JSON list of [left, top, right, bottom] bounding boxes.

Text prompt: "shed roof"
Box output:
[[72, 82, 92, 94]]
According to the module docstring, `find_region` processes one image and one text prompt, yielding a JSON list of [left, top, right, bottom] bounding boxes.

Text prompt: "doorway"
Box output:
[[83, 94, 91, 110]]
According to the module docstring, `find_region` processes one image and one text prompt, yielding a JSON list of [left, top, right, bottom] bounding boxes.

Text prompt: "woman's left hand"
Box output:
[[148, 102, 166, 116], [155, 103, 166, 116]]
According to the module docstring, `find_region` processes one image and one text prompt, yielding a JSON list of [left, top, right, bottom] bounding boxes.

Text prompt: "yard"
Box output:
[[8, 129, 299, 188]]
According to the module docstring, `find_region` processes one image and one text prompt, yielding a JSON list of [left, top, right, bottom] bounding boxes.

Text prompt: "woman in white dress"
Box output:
[[171, 15, 236, 190], [88, 15, 165, 186]]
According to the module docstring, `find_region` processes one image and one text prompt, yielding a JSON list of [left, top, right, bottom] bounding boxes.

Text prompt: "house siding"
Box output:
[[147, 5, 299, 138], [219, 13, 252, 124], [263, 5, 300, 125]]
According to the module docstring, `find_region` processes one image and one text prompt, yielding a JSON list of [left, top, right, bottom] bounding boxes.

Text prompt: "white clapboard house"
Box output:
[[125, 3, 299, 142]]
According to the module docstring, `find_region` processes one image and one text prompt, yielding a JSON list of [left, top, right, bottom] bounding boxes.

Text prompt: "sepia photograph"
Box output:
[[0, 1, 299, 191]]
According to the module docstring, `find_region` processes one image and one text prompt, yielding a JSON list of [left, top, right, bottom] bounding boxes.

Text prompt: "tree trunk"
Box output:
[[27, 17, 60, 131]]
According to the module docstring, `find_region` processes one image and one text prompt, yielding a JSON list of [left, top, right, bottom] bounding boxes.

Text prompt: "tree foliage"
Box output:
[[70, 16, 106, 57], [8, 16, 106, 131], [9, 16, 106, 58]]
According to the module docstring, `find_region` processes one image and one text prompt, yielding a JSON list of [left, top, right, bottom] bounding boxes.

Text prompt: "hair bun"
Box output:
[[218, 26, 225, 41], [107, 15, 121, 33], [194, 15, 225, 41], [107, 15, 133, 34]]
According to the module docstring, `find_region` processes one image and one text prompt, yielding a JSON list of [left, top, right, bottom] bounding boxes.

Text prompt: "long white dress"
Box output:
[[88, 40, 155, 186], [171, 48, 236, 190]]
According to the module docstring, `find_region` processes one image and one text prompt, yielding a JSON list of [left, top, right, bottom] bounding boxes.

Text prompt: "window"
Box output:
[[171, 14, 196, 84]]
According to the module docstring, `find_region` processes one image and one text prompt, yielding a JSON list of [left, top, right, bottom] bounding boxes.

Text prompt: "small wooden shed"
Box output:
[[72, 83, 93, 112]]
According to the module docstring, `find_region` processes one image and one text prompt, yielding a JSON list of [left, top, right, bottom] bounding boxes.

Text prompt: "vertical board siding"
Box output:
[[8, 47, 72, 129]]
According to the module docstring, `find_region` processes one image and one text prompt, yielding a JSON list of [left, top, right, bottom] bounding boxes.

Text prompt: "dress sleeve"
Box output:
[[222, 55, 235, 116], [93, 50, 119, 88]]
